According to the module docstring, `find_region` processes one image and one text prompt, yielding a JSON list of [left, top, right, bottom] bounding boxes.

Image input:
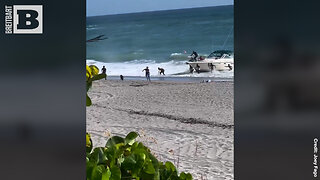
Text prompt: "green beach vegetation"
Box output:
[[86, 65, 106, 106], [86, 132, 192, 180]]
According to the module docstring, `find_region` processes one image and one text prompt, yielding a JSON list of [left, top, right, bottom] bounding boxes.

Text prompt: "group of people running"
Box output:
[[142, 67, 165, 81], [100, 50, 201, 81], [101, 65, 165, 82]]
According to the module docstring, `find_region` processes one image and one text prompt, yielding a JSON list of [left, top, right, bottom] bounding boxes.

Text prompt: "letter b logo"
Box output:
[[17, 10, 39, 29], [14, 5, 42, 34]]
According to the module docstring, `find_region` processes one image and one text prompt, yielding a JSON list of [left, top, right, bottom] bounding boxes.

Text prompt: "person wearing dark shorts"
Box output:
[[142, 66, 151, 81], [208, 63, 214, 72], [101, 66, 107, 80], [196, 64, 200, 73]]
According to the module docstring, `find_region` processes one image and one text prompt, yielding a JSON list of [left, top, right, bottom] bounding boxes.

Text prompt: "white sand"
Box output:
[[87, 80, 233, 179]]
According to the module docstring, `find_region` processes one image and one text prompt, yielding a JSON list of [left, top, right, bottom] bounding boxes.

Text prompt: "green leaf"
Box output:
[[86, 133, 93, 153], [159, 161, 178, 179], [104, 146, 117, 165], [122, 155, 137, 170], [117, 154, 125, 166], [86, 93, 92, 106], [91, 165, 104, 180], [86, 131, 192, 180], [180, 172, 193, 180], [89, 65, 99, 76], [86, 65, 92, 80], [87, 81, 92, 92], [148, 153, 160, 179], [144, 161, 156, 174], [130, 142, 139, 151], [90, 73, 106, 83], [180, 172, 186, 179], [105, 136, 125, 148], [133, 151, 146, 173], [125, 132, 139, 145], [86, 161, 95, 180], [137, 152, 146, 162], [90, 147, 108, 165], [185, 173, 192, 180], [165, 161, 177, 173], [101, 167, 111, 180], [135, 142, 146, 151], [110, 166, 121, 180]]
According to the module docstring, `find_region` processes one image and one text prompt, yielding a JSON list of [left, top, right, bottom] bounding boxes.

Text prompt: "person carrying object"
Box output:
[[158, 67, 165, 75]]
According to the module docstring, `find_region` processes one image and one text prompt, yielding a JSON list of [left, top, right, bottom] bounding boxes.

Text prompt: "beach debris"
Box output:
[[201, 79, 212, 83], [116, 108, 234, 129], [129, 83, 148, 87], [104, 130, 111, 137], [194, 140, 199, 157], [86, 34, 108, 42], [168, 149, 174, 155]]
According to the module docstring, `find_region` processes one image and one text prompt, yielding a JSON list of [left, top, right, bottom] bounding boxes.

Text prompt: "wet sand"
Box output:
[[87, 79, 233, 179]]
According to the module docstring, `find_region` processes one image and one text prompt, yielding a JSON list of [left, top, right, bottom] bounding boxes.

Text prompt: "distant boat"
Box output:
[[187, 50, 234, 72]]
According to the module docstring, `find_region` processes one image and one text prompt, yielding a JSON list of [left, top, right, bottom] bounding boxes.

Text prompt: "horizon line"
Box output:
[[87, 4, 233, 18]]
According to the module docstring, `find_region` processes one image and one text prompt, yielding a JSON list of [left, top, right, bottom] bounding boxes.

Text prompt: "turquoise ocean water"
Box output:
[[87, 5, 233, 78]]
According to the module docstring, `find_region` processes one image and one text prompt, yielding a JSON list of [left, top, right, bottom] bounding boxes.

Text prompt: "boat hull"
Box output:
[[187, 60, 234, 72]]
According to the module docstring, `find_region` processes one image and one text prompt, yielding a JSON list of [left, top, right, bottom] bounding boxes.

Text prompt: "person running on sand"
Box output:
[[101, 66, 107, 80], [120, 75, 124, 81], [158, 67, 165, 75], [142, 66, 151, 81]]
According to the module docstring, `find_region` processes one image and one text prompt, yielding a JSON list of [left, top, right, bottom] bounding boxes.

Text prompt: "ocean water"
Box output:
[[87, 5, 234, 78]]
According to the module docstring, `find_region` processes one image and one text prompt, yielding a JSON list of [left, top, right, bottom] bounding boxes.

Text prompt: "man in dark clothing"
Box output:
[[227, 64, 233, 70], [196, 64, 200, 74], [208, 63, 214, 72], [158, 67, 165, 75], [120, 75, 124, 81], [101, 66, 107, 80], [142, 66, 151, 81], [191, 51, 198, 61], [189, 65, 194, 73]]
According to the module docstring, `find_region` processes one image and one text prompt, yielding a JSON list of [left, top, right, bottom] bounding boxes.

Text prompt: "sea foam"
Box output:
[[86, 59, 233, 78]]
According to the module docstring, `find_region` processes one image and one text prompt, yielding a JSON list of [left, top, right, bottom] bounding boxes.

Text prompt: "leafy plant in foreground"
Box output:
[[86, 132, 193, 180], [86, 65, 106, 106]]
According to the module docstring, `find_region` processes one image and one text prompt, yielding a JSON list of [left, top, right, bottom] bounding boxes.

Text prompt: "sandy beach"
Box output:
[[87, 79, 233, 179]]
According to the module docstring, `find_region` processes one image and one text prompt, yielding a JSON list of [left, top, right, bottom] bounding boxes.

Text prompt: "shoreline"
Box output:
[[106, 75, 234, 83]]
